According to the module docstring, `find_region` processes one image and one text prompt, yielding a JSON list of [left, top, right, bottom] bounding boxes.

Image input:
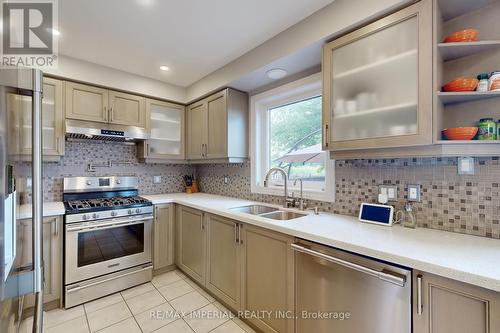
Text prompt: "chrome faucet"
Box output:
[[263, 167, 293, 208], [293, 178, 306, 210]]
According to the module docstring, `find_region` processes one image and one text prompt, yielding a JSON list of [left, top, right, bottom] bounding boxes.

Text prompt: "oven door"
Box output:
[[65, 214, 152, 284]]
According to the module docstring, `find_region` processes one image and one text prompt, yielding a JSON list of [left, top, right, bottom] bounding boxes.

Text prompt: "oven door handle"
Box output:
[[66, 216, 153, 233]]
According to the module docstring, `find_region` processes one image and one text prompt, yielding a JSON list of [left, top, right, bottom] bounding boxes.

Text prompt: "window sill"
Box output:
[[251, 184, 334, 203]]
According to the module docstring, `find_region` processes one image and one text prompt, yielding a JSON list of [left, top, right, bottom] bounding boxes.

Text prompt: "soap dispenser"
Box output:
[[402, 201, 416, 229]]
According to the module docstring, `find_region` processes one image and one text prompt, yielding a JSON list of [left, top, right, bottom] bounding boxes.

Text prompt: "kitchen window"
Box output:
[[250, 73, 335, 202]]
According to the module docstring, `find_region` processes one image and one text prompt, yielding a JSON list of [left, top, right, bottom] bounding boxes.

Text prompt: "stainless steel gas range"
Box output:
[[63, 176, 153, 308]]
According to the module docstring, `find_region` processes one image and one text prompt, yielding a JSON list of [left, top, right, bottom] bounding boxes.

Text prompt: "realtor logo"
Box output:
[[1, 0, 58, 68]]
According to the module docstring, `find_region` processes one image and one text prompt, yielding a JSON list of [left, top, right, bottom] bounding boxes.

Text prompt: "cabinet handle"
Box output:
[[53, 219, 58, 236], [56, 137, 60, 153], [234, 223, 239, 244], [109, 107, 113, 122], [238, 224, 242, 244], [323, 124, 329, 148], [204, 144, 208, 158], [200, 218, 204, 230], [146, 143, 150, 157], [104, 106, 108, 121], [417, 274, 423, 315]]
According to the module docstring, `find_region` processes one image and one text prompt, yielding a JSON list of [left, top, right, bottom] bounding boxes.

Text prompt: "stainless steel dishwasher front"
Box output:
[[292, 239, 411, 333]]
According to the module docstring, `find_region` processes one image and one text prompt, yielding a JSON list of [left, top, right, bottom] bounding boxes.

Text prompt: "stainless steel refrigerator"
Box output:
[[0, 68, 44, 332]]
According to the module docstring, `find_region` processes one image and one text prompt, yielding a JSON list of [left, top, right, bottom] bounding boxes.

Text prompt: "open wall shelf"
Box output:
[[434, 0, 500, 150], [438, 41, 500, 61], [438, 91, 500, 105]]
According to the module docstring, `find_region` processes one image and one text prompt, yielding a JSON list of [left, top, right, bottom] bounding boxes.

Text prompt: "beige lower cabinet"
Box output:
[[20, 216, 63, 308], [240, 224, 295, 333], [175, 206, 206, 284], [413, 271, 500, 333], [153, 204, 175, 271], [205, 214, 242, 311]]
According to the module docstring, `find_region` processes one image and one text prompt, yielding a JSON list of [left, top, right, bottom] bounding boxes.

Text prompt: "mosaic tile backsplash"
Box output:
[[15, 140, 194, 202], [196, 158, 500, 239], [23, 139, 500, 239]]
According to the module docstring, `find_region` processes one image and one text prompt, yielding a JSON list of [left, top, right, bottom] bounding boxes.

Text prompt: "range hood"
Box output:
[[65, 119, 150, 141]]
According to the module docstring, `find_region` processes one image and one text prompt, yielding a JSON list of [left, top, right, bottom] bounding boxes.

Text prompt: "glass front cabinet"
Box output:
[[138, 99, 185, 161], [322, 0, 432, 152], [7, 77, 65, 159]]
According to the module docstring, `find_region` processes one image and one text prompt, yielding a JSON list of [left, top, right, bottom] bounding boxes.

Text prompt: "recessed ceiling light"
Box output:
[[159, 66, 169, 71], [266, 68, 287, 80], [137, 0, 155, 5], [50, 28, 60, 36]]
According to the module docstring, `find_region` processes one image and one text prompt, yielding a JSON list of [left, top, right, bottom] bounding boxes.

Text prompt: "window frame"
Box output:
[[250, 73, 335, 202]]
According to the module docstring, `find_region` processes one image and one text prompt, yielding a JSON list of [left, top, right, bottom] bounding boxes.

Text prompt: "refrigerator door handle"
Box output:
[[31, 69, 44, 333]]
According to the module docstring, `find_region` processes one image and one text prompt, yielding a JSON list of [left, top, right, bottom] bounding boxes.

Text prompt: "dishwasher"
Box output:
[[292, 239, 411, 333]]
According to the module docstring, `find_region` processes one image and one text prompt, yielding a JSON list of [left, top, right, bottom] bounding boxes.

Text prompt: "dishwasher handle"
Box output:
[[291, 243, 406, 287]]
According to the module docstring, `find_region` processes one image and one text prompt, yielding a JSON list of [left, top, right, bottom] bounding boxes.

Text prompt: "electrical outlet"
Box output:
[[379, 185, 398, 201], [407, 184, 421, 202], [153, 175, 161, 184], [458, 157, 474, 175], [223, 176, 229, 184]]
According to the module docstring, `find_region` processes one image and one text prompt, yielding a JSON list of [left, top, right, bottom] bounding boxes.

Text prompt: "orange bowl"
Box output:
[[442, 77, 479, 92], [443, 29, 478, 43], [442, 127, 478, 140]]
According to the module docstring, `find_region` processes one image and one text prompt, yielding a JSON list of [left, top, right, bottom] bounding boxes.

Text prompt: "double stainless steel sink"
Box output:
[[229, 204, 307, 220]]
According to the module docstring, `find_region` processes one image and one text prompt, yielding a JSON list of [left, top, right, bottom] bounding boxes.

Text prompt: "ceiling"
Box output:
[[230, 41, 323, 94], [58, 0, 335, 87]]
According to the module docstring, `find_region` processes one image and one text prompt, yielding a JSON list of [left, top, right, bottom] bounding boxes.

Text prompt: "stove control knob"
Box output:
[[116, 179, 121, 184], [128, 209, 133, 215], [86, 180, 92, 186], [135, 208, 141, 214], [92, 213, 99, 219], [82, 214, 89, 221], [111, 211, 117, 217]]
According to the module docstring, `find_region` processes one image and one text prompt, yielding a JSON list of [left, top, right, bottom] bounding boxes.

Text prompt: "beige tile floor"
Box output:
[[19, 270, 257, 333]]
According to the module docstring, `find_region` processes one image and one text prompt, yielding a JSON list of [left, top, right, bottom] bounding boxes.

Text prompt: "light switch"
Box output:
[[458, 157, 474, 175], [379, 185, 397, 201], [407, 184, 421, 202], [153, 176, 162, 184]]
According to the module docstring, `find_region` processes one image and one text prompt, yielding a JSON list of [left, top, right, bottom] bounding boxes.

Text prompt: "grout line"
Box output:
[[121, 293, 144, 333], [82, 305, 92, 333]]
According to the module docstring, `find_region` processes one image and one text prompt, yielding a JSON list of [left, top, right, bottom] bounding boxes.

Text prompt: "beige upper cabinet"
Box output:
[[139, 99, 185, 161], [206, 91, 228, 158], [65, 81, 149, 129], [7, 77, 65, 158], [413, 271, 500, 333], [176, 206, 206, 285], [186, 88, 248, 162], [153, 204, 175, 271], [322, 0, 432, 152], [186, 101, 206, 159], [108, 90, 146, 127], [240, 225, 295, 333], [205, 214, 241, 311], [65, 81, 109, 123]]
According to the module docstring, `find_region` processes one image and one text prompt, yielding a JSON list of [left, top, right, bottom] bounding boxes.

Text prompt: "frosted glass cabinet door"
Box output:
[[7, 77, 64, 157], [143, 99, 185, 160], [322, 0, 432, 150]]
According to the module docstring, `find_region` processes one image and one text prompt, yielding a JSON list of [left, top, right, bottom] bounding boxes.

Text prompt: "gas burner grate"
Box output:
[[65, 196, 150, 211]]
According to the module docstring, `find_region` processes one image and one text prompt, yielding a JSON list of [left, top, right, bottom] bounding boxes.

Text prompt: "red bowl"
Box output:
[[443, 29, 479, 43], [442, 127, 478, 140], [442, 77, 479, 92]]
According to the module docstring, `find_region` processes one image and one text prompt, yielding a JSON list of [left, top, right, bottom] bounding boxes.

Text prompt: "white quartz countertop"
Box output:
[[142, 193, 500, 293], [18, 201, 65, 220]]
